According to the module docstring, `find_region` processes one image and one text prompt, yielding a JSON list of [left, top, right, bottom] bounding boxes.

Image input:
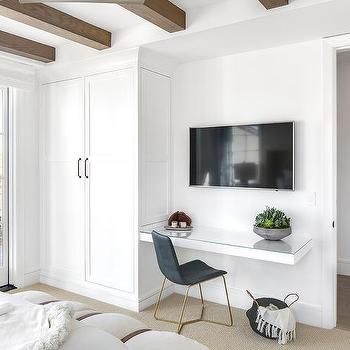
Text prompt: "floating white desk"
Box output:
[[139, 223, 312, 265]]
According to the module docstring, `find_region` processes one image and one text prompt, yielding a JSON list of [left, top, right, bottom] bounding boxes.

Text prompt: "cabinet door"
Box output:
[[141, 69, 170, 225], [85, 69, 136, 293], [42, 79, 85, 280]]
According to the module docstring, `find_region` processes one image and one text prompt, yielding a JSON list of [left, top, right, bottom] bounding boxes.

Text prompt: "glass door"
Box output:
[[0, 88, 8, 287]]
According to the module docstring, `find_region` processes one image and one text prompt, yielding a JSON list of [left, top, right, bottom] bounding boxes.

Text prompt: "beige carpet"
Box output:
[[11, 284, 350, 350]]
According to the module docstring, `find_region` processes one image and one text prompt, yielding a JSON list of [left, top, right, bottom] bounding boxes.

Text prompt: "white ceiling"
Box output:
[[144, 0, 350, 62], [0, 0, 345, 65], [0, 16, 68, 46], [0, 0, 233, 50], [172, 0, 227, 10], [50, 3, 144, 31]]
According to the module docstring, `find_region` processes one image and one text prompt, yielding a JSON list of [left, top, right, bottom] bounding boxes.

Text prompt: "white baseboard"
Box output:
[[338, 258, 350, 276], [23, 270, 40, 287], [39, 271, 322, 328], [175, 282, 322, 328], [40, 272, 139, 312], [138, 283, 175, 311]]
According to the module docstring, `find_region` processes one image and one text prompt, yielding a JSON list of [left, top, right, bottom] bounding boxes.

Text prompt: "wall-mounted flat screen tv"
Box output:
[[190, 122, 294, 190]]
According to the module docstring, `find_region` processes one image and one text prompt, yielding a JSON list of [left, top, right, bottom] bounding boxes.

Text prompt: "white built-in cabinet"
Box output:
[[141, 69, 171, 226], [40, 61, 170, 309], [85, 69, 136, 292], [42, 79, 85, 282]]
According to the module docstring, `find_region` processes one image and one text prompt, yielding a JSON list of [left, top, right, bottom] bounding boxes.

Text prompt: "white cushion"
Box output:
[[125, 331, 209, 350], [74, 308, 98, 319], [80, 313, 147, 339], [61, 326, 127, 350]]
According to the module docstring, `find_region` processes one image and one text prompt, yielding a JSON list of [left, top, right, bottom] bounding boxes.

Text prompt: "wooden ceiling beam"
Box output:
[[120, 0, 186, 33], [19, 0, 186, 33], [0, 0, 111, 50], [0, 30, 55, 62], [258, 0, 289, 10]]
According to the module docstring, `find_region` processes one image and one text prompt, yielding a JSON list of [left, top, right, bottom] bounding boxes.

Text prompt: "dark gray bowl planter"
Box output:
[[253, 226, 291, 241]]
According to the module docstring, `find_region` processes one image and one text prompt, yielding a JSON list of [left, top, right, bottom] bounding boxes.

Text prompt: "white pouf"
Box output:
[[62, 326, 127, 350], [126, 331, 209, 350], [8, 291, 209, 350], [81, 313, 148, 339]]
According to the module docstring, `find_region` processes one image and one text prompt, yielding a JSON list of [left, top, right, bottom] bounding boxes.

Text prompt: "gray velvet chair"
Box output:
[[152, 231, 233, 333]]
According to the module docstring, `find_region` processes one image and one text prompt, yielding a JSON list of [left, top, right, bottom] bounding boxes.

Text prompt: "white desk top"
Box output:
[[139, 223, 312, 265]]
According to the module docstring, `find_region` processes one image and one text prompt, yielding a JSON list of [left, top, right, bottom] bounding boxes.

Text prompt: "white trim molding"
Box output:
[[175, 283, 322, 328], [138, 283, 175, 312], [38, 48, 139, 85], [338, 258, 350, 276], [322, 33, 350, 329], [40, 271, 140, 312], [0, 57, 36, 90]]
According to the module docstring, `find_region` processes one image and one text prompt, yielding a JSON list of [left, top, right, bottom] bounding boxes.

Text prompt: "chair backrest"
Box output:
[[152, 231, 184, 285]]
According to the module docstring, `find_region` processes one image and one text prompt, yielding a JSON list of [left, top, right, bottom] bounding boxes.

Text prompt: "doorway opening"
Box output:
[[336, 51, 350, 330]]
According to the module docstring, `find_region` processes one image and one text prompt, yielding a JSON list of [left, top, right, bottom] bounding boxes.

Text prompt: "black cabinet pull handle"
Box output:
[[78, 158, 82, 178], [85, 158, 89, 179]]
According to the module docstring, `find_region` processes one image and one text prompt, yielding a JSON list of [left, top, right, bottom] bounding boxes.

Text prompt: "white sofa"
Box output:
[[10, 291, 208, 350]]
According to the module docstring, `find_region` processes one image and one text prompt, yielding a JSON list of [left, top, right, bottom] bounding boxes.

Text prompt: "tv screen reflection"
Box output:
[[189, 123, 294, 190]]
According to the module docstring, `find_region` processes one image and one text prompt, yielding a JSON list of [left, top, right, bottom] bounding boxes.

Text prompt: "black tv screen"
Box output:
[[190, 122, 294, 190]]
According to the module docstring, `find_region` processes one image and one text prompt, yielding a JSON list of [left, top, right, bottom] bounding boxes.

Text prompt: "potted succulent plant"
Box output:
[[254, 207, 291, 241]]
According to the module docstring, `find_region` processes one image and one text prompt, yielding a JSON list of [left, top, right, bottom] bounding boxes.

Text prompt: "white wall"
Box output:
[[171, 41, 325, 326], [337, 52, 350, 276], [0, 58, 36, 90], [0, 58, 40, 287], [12, 88, 40, 287]]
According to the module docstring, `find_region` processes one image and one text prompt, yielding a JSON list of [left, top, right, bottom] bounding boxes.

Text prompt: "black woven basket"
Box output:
[[246, 291, 299, 340]]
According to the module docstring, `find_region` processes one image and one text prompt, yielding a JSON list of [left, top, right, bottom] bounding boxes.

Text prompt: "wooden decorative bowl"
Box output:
[[168, 211, 192, 227]]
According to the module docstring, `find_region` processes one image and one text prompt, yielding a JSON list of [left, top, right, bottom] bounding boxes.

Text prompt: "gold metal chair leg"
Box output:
[[199, 283, 205, 319], [154, 281, 201, 333], [200, 276, 233, 327], [153, 276, 233, 334], [177, 286, 191, 333], [154, 277, 167, 320], [199, 283, 204, 305], [223, 275, 234, 326]]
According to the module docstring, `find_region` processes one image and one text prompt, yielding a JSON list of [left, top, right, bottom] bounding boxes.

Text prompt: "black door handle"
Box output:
[[85, 158, 89, 179], [78, 158, 82, 178]]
